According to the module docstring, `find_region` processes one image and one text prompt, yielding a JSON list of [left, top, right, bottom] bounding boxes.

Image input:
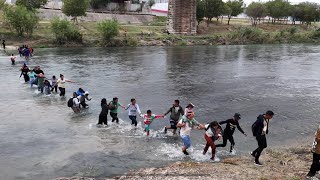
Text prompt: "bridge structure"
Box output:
[[166, 0, 197, 35]]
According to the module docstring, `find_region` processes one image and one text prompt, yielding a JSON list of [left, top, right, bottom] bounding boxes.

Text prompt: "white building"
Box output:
[[5, 0, 16, 4]]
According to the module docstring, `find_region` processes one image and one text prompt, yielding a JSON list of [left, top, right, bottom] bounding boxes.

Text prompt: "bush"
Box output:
[[4, 5, 39, 37], [97, 20, 119, 43], [125, 36, 138, 46], [229, 27, 264, 43], [50, 18, 82, 44], [286, 27, 298, 35]]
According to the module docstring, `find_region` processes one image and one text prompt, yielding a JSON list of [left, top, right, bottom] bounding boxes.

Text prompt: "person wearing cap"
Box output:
[[184, 103, 194, 116], [216, 113, 247, 153], [177, 112, 205, 155], [307, 125, 320, 179], [76, 88, 91, 108], [108, 97, 125, 123]]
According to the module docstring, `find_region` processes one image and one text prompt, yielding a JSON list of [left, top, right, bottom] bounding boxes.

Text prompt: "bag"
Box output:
[[251, 121, 259, 137], [67, 98, 74, 107]]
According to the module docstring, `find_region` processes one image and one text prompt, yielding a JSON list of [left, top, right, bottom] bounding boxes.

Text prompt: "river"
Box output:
[[0, 45, 319, 180]]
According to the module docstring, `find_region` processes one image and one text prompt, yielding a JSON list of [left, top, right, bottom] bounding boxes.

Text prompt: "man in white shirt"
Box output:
[[177, 112, 204, 155], [125, 98, 142, 127]]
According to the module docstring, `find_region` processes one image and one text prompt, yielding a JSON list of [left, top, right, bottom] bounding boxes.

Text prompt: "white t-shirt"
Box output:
[[205, 124, 214, 137], [126, 103, 141, 116], [73, 97, 80, 107], [262, 119, 268, 135], [57, 78, 66, 88], [179, 116, 198, 136]]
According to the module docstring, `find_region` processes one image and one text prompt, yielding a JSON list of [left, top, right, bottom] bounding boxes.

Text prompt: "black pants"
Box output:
[[307, 153, 320, 177], [98, 113, 108, 125], [110, 112, 119, 123], [216, 134, 235, 152], [252, 135, 267, 162], [11, 60, 15, 65], [23, 74, 29, 82], [59, 87, 65, 96], [51, 86, 58, 93], [80, 100, 88, 108], [129, 115, 137, 126]]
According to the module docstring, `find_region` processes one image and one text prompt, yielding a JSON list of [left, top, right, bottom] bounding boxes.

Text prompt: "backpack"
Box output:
[[67, 98, 74, 107], [251, 121, 259, 137]]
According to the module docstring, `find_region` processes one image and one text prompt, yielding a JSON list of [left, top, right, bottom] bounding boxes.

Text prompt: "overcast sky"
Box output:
[[242, 0, 320, 5]]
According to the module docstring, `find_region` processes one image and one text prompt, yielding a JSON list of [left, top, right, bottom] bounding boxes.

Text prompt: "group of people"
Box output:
[[18, 45, 34, 60], [10, 49, 320, 179], [19, 63, 75, 96], [93, 96, 276, 166]]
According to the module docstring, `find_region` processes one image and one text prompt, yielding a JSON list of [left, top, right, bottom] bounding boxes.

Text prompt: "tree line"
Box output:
[[197, 0, 320, 26]]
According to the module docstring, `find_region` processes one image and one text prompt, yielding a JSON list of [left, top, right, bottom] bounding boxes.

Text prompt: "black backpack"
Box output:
[[251, 121, 259, 137], [67, 98, 74, 107]]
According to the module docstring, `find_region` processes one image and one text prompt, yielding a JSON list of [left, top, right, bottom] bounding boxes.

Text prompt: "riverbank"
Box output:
[[55, 146, 315, 180], [1, 12, 320, 48]]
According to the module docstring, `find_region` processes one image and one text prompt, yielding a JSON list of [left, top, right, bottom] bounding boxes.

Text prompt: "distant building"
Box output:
[[5, 0, 16, 4]]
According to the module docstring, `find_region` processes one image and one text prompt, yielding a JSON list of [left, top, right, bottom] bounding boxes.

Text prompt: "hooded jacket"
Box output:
[[312, 126, 320, 155]]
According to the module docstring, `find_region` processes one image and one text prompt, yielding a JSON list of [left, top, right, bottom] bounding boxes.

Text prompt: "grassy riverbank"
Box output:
[[54, 146, 315, 180], [1, 13, 320, 48]]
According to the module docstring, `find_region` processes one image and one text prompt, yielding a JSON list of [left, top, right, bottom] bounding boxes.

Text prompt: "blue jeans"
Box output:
[[29, 77, 35, 87], [181, 135, 191, 149], [129, 115, 137, 126]]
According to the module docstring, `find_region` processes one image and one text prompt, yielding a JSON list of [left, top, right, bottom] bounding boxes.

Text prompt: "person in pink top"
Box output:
[[184, 103, 194, 115], [142, 110, 164, 136]]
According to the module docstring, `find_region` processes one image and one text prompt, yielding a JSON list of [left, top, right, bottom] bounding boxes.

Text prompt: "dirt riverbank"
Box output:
[[55, 146, 316, 180]]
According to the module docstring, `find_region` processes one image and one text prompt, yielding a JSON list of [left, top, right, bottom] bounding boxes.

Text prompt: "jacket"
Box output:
[[164, 106, 184, 121], [312, 126, 320, 155], [252, 114, 268, 137]]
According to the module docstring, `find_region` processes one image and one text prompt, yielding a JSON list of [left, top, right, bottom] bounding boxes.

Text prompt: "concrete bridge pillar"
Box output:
[[166, 0, 197, 35]]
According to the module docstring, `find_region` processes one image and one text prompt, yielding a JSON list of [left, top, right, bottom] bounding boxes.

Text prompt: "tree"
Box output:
[[97, 19, 119, 43], [16, 0, 48, 10], [62, 0, 89, 22], [265, 0, 291, 24], [225, 0, 244, 25], [196, 0, 205, 26], [206, 0, 225, 26], [4, 5, 39, 37], [51, 18, 83, 44], [90, 0, 110, 9], [246, 2, 267, 26], [298, 2, 319, 25]]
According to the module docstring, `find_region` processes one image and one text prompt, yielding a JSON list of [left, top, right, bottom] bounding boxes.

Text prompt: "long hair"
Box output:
[[101, 98, 107, 107]]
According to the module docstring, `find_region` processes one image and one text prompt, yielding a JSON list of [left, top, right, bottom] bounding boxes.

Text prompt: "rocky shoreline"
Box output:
[[55, 146, 315, 180]]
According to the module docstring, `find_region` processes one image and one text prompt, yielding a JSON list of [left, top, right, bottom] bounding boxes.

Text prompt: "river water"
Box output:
[[0, 45, 320, 180]]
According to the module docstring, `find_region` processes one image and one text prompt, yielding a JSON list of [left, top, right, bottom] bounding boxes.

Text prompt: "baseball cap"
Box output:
[[234, 113, 241, 119]]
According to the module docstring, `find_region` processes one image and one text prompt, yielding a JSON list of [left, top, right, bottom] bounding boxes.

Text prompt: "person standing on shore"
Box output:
[[125, 98, 142, 127], [97, 98, 109, 126], [108, 97, 125, 123], [216, 113, 247, 153], [163, 100, 184, 135], [54, 74, 74, 97], [250, 110, 274, 166], [177, 112, 205, 155], [203, 121, 223, 161], [307, 125, 320, 179], [2, 40, 5, 50]]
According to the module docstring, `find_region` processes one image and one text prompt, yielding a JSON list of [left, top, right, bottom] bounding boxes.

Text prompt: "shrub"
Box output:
[[4, 5, 39, 37], [50, 18, 83, 44], [97, 20, 119, 43]]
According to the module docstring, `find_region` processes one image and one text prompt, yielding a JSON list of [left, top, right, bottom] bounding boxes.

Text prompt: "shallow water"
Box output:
[[0, 45, 320, 180]]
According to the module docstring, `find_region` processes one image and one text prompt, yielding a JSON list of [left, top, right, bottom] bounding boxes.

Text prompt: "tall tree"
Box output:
[[206, 0, 224, 26], [16, 0, 48, 10], [298, 2, 319, 25], [225, 0, 244, 25], [196, 0, 205, 26], [246, 2, 267, 26], [265, 0, 291, 24], [62, 0, 89, 22]]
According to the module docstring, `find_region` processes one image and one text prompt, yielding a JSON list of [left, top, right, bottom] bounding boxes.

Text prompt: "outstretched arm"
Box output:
[[237, 123, 246, 135], [219, 120, 229, 125], [164, 108, 171, 116], [196, 123, 205, 130], [154, 115, 164, 119]]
